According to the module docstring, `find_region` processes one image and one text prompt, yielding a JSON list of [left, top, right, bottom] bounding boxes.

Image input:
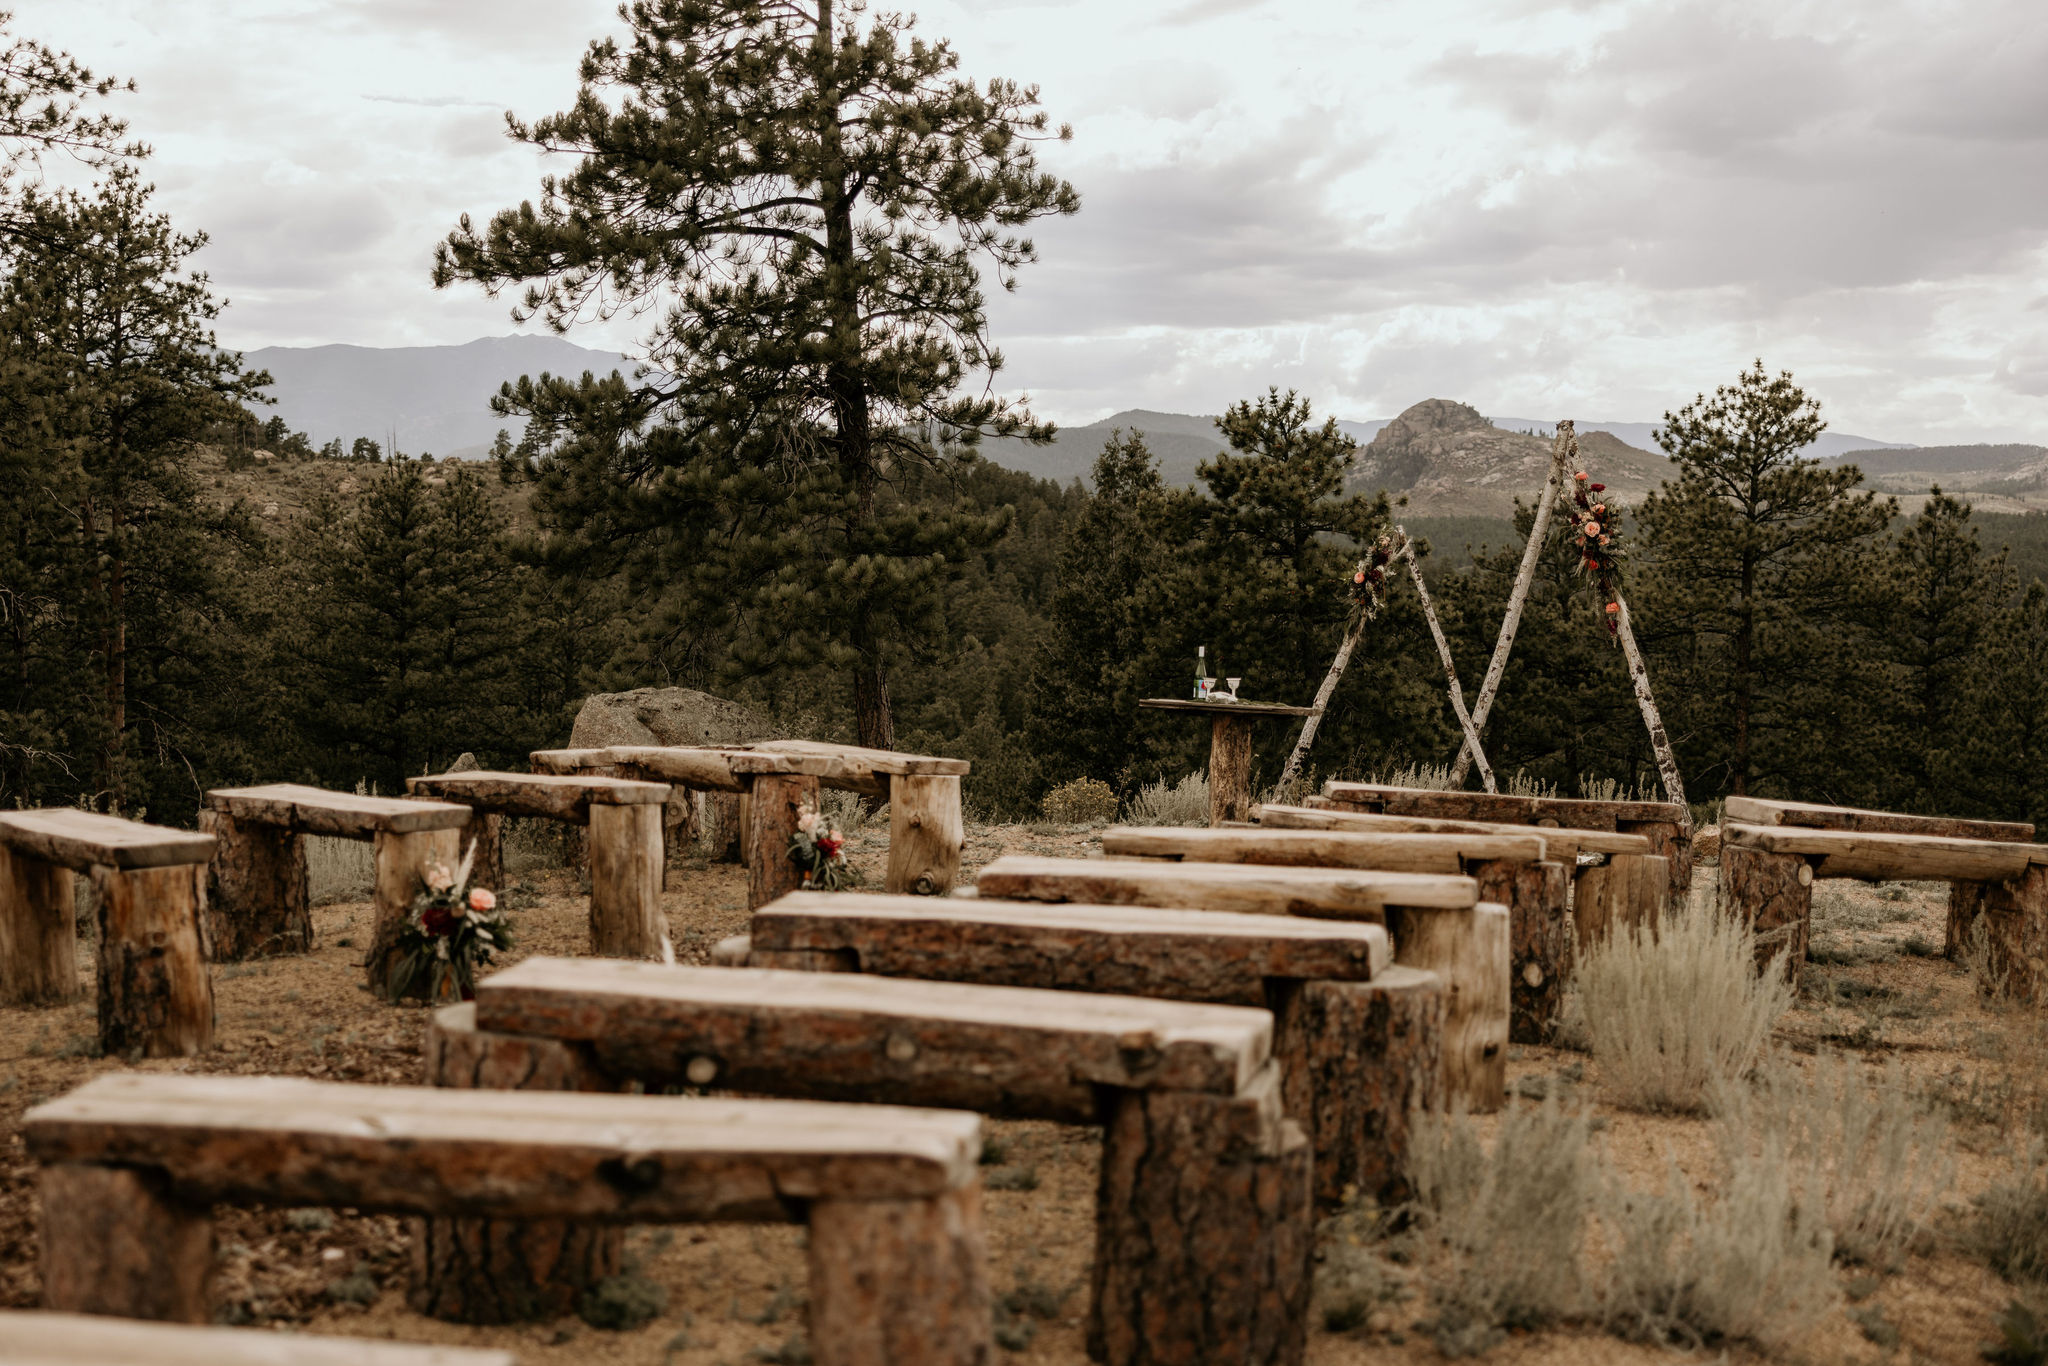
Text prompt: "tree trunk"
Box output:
[[462, 811, 503, 893], [808, 1186, 995, 1366], [1271, 966, 1445, 1210], [1385, 903, 1508, 1112], [1210, 716, 1256, 826], [1718, 844, 1811, 981], [0, 843, 80, 1006], [885, 774, 964, 896], [1967, 866, 2048, 1006], [1473, 858, 1570, 1044], [747, 774, 821, 910], [40, 1161, 214, 1322], [1618, 817, 1692, 896], [1614, 596, 1691, 829], [366, 827, 460, 996], [1276, 604, 1372, 799], [1946, 880, 1986, 960], [1399, 535, 1495, 793], [197, 810, 311, 961], [588, 802, 664, 958], [94, 862, 214, 1059], [1573, 854, 1670, 956]]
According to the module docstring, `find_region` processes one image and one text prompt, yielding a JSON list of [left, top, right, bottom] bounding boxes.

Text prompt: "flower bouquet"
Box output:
[[1564, 470, 1625, 638], [1349, 533, 1399, 616], [787, 802, 854, 890], [384, 843, 513, 1003]]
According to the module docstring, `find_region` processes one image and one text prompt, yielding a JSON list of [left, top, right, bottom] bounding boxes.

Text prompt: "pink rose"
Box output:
[[797, 811, 820, 835], [1574, 471, 1587, 481], [469, 887, 496, 912], [423, 861, 453, 893], [1584, 521, 1601, 536]]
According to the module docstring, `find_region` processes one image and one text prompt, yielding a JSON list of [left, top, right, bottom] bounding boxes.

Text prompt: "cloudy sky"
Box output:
[[30, 0, 2048, 442]]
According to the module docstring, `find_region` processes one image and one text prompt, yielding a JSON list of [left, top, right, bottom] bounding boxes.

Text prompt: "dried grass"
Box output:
[[1977, 1141, 2048, 1286], [1124, 771, 1208, 826], [1040, 777, 1118, 826], [306, 835, 373, 905]]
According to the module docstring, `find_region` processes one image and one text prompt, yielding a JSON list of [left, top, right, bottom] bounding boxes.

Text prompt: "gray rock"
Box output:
[[567, 687, 780, 750]]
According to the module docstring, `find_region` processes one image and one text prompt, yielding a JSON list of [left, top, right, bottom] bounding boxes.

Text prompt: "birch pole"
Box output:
[[1614, 594, 1691, 833], [1399, 530, 1497, 794], [1274, 602, 1374, 799], [1447, 423, 1574, 787]]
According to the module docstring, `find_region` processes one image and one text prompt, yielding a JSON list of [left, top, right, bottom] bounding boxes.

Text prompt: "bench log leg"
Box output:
[[808, 1186, 994, 1366], [40, 1162, 213, 1321], [94, 864, 214, 1059], [412, 1003, 623, 1323], [368, 828, 461, 996], [1386, 903, 1508, 1113], [1091, 1068, 1312, 1366], [1619, 818, 1691, 896], [0, 844, 80, 1006], [885, 774, 964, 896], [198, 810, 310, 961], [1947, 880, 1988, 960], [746, 775, 819, 910], [1209, 716, 1255, 827], [1273, 966, 1446, 1210], [1718, 845, 1811, 981], [1969, 868, 2048, 1006], [462, 812, 504, 894], [589, 803, 664, 959], [1474, 857, 1570, 1044], [1572, 853, 1671, 957]]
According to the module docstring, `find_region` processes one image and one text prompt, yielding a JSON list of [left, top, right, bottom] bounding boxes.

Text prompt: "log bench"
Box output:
[[0, 1311, 516, 1365], [404, 771, 671, 965], [719, 889, 1442, 1209], [0, 810, 215, 1058], [532, 740, 968, 905], [975, 854, 1507, 1111], [199, 785, 473, 965], [463, 956, 1313, 1366], [25, 1072, 992, 1366]]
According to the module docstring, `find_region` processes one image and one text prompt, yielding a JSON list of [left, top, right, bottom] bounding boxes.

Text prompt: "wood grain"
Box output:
[[1723, 795, 2035, 843], [204, 784, 471, 838], [1719, 844, 1813, 980], [808, 1186, 994, 1366], [746, 773, 819, 911], [1210, 715, 1256, 826], [198, 810, 311, 961], [406, 771, 670, 822], [1474, 858, 1569, 1045], [0, 845, 79, 1007], [38, 1163, 213, 1322], [93, 863, 214, 1059], [975, 854, 1476, 921], [1573, 853, 1669, 956], [588, 802, 664, 958], [1321, 782, 1683, 827], [1723, 823, 2039, 882], [0, 1312, 516, 1366], [1104, 825, 1547, 871], [885, 774, 964, 896], [1386, 903, 1508, 1112], [1257, 803, 1651, 858], [0, 809, 213, 872]]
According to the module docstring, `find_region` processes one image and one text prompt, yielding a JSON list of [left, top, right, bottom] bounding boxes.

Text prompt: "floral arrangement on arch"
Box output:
[[1564, 469, 1624, 638], [384, 844, 513, 1003], [1348, 533, 1400, 616], [788, 801, 855, 890]]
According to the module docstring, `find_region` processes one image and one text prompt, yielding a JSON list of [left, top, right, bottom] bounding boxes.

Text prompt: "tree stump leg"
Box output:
[[736, 791, 753, 866], [1970, 867, 2048, 1005], [1718, 845, 1812, 981], [808, 1185, 994, 1366], [367, 828, 460, 996], [1272, 966, 1446, 1210], [1947, 880, 1988, 960], [589, 803, 664, 959], [40, 1161, 213, 1321], [1572, 854, 1671, 957], [885, 774, 964, 896], [1620, 818, 1691, 897], [461, 812, 504, 893], [198, 810, 310, 961], [1090, 1065, 1312, 1366], [1209, 717, 1255, 828], [1473, 858, 1570, 1044], [408, 1003, 623, 1323], [94, 863, 214, 1059], [746, 775, 819, 910], [1386, 903, 1508, 1112], [0, 844, 79, 1007]]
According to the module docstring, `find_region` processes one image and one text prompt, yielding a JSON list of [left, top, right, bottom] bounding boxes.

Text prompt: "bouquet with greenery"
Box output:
[[1349, 533, 1398, 616], [787, 802, 854, 890], [385, 844, 513, 1003], [1564, 470, 1625, 637]]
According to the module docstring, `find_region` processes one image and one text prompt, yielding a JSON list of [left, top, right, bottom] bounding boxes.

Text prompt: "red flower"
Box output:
[[1590, 483, 1605, 492], [817, 834, 844, 860], [421, 903, 456, 937]]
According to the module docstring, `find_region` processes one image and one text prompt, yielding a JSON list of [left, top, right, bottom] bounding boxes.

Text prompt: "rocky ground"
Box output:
[[1, 826, 2042, 1365]]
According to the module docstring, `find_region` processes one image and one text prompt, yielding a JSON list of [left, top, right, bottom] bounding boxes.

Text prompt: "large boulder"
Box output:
[[568, 687, 779, 750]]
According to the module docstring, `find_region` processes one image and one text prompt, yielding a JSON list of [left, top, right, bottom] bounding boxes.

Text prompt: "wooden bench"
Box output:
[[975, 854, 1507, 1111], [200, 785, 473, 965], [532, 740, 968, 905], [1319, 780, 1693, 896], [0, 1311, 515, 1365], [0, 810, 215, 1057], [464, 956, 1312, 1366], [404, 771, 671, 965], [25, 1072, 991, 1366], [719, 890, 1440, 1209]]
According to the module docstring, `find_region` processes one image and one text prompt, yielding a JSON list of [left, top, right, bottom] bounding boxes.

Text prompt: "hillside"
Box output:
[[1348, 399, 1670, 518]]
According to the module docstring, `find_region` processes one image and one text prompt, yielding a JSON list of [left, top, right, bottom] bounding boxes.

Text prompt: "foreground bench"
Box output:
[[0, 1312, 515, 1366], [0, 810, 214, 1057], [722, 890, 1442, 1208], [976, 854, 1507, 1111], [466, 957, 1312, 1366], [26, 1072, 991, 1366]]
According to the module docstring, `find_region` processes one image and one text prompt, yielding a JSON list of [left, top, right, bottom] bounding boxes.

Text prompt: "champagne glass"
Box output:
[[1201, 675, 1217, 700], [1226, 675, 1242, 700]]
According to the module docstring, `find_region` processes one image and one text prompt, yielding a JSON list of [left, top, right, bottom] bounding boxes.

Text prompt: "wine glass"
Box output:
[[1226, 675, 1242, 701], [1201, 675, 1217, 700]]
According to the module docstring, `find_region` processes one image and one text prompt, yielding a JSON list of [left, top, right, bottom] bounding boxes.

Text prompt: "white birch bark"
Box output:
[[1400, 531, 1497, 793], [1274, 603, 1373, 800], [1614, 594, 1691, 831]]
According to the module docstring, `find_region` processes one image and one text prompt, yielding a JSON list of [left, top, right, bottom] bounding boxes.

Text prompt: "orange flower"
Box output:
[[1605, 602, 1620, 614], [1574, 471, 1588, 481]]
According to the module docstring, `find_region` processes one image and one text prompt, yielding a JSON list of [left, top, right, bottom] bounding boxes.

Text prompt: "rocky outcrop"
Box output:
[[568, 687, 779, 750], [1350, 399, 1667, 519]]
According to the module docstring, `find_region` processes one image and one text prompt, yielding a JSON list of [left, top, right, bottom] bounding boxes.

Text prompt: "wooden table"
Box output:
[[1138, 698, 1317, 826]]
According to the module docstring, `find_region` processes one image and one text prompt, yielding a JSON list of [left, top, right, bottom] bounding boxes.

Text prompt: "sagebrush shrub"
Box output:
[[1124, 771, 1208, 826], [1039, 777, 1117, 825], [1978, 1142, 2048, 1285]]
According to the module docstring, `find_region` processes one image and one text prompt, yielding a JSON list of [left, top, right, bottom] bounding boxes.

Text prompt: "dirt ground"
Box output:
[[1, 827, 2042, 1365]]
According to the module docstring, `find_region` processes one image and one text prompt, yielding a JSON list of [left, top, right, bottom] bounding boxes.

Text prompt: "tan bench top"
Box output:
[[407, 770, 670, 820], [1104, 824, 1548, 871], [1725, 822, 2047, 882], [26, 1072, 981, 1220], [1137, 698, 1319, 718], [1321, 782, 1685, 828], [205, 783, 474, 838], [476, 957, 1272, 1123], [0, 809, 215, 872], [975, 854, 1477, 922], [532, 740, 968, 795], [752, 890, 1389, 1006], [1723, 795, 2035, 844], [0, 1311, 517, 1366], [1257, 803, 1652, 858]]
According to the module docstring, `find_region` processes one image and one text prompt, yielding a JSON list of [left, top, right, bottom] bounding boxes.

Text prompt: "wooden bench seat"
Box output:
[[1724, 795, 2034, 843], [0, 1312, 514, 1366], [0, 810, 216, 1058], [466, 956, 1312, 1366], [26, 1072, 990, 1366]]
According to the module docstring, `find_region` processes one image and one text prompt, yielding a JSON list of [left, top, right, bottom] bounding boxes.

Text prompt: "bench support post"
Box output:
[[1961, 867, 2048, 1006], [885, 774, 964, 896], [368, 828, 461, 996], [1619, 817, 1692, 896], [1474, 857, 1570, 1044], [40, 1162, 213, 1321], [462, 811, 504, 894], [1209, 716, 1256, 827], [1573, 853, 1670, 957], [746, 774, 820, 910], [588, 803, 664, 959], [808, 1187, 994, 1366], [198, 809, 311, 961], [1386, 903, 1508, 1112], [0, 844, 80, 1006], [1718, 845, 1811, 981], [94, 863, 214, 1059]]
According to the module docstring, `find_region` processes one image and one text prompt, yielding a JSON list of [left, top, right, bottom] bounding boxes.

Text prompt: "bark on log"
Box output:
[[1612, 596, 1690, 830], [1574, 854, 1670, 956], [1272, 966, 1445, 1209], [1473, 858, 1570, 1044], [747, 774, 820, 910], [1718, 844, 1812, 981], [1966, 866, 2048, 1006], [1211, 716, 1256, 827], [198, 810, 311, 961], [885, 774, 964, 896], [1618, 818, 1692, 897], [462, 812, 503, 894], [367, 828, 460, 996], [1947, 880, 1987, 960], [94, 863, 214, 1059], [589, 802, 664, 959], [1725, 795, 2033, 843], [0, 844, 79, 1006], [808, 1185, 994, 1366], [1090, 1069, 1311, 1366], [411, 1004, 622, 1324], [1385, 903, 1508, 1112], [39, 1161, 214, 1322]]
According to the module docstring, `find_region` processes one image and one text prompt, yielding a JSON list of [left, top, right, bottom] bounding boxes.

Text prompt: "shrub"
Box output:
[[1313, 1193, 1403, 1336], [579, 1271, 668, 1330], [1577, 899, 1791, 1114], [1040, 777, 1117, 826], [1977, 1142, 2048, 1285], [1125, 771, 1208, 826], [306, 835, 373, 905]]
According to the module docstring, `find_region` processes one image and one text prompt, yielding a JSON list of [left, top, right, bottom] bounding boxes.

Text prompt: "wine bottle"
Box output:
[[1193, 645, 1206, 700]]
